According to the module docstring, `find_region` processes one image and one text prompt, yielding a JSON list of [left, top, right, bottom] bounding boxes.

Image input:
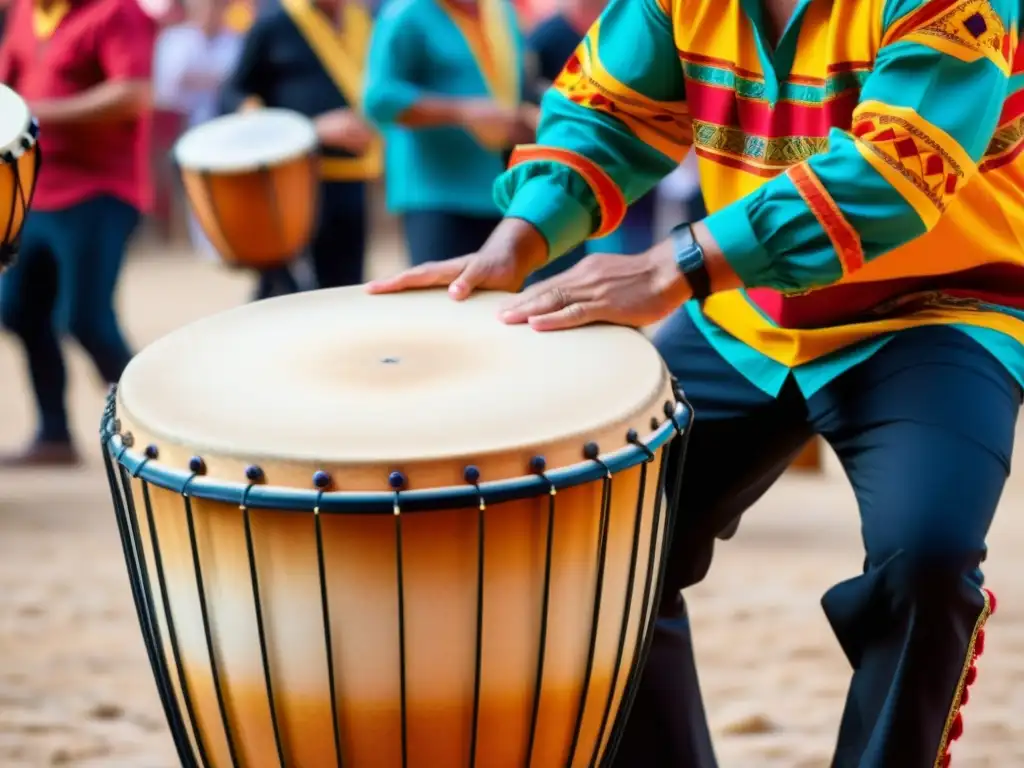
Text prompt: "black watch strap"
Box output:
[[670, 222, 712, 301]]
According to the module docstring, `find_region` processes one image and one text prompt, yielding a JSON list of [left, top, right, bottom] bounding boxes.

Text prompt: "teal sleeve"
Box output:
[[704, 1, 1014, 293], [494, 0, 688, 260], [362, 3, 424, 127]]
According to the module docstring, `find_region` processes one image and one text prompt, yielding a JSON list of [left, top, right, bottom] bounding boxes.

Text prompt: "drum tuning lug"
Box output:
[[463, 465, 481, 484], [663, 401, 675, 417], [626, 428, 639, 443], [121, 432, 134, 448], [388, 471, 407, 490], [188, 456, 207, 475], [245, 465, 265, 483], [650, 416, 660, 430], [144, 444, 159, 459], [583, 441, 600, 460], [529, 455, 547, 474], [111, 418, 121, 433], [312, 470, 332, 489]]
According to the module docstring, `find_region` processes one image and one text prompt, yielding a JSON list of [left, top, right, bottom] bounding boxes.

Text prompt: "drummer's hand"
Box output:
[[498, 240, 692, 331], [457, 99, 527, 149], [314, 108, 375, 153], [518, 103, 541, 135], [366, 218, 549, 299]]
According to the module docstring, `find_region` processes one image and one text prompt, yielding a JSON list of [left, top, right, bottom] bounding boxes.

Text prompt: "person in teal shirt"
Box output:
[[363, 0, 535, 265]]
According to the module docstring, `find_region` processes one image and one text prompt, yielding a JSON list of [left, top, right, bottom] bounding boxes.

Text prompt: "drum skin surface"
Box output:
[[0, 84, 38, 258], [174, 109, 319, 269], [107, 288, 683, 768]]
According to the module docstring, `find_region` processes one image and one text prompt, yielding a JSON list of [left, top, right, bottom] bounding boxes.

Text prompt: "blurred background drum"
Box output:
[[0, 83, 40, 274], [101, 287, 690, 768], [173, 108, 319, 270]]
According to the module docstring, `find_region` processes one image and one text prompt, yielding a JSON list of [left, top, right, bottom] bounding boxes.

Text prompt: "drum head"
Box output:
[[0, 85, 31, 154], [173, 108, 318, 173], [117, 288, 670, 469]]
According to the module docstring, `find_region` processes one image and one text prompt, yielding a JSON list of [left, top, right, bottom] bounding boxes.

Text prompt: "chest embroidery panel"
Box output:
[[671, 0, 884, 179]]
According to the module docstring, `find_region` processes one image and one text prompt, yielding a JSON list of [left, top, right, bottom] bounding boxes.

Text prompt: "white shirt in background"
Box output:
[[154, 25, 243, 127], [153, 25, 243, 259], [658, 150, 701, 202]]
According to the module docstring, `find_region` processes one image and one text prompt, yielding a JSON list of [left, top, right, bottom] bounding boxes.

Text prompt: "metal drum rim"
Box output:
[[101, 393, 690, 515]]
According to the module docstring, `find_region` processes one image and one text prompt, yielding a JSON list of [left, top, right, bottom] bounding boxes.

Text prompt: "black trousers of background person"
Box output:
[[402, 210, 502, 267], [255, 180, 367, 300], [401, 209, 591, 288]]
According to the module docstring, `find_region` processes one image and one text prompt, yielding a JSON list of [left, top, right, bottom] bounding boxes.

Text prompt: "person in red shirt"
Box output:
[[0, 0, 155, 466]]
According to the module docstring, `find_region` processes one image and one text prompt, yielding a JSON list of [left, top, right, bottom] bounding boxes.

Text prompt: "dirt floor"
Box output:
[[1, 238, 1022, 767]]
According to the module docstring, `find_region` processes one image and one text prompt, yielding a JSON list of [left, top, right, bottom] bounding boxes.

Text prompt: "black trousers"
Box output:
[[609, 309, 1018, 768], [0, 195, 138, 441], [401, 210, 502, 266], [255, 181, 366, 299]]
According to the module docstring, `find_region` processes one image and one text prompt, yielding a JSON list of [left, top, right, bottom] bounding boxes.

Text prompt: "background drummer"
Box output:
[[220, 0, 379, 300], [0, 0, 156, 467], [362, 0, 535, 266]]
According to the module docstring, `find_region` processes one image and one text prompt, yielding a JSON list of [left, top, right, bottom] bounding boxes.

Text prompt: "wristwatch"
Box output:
[[669, 222, 712, 301]]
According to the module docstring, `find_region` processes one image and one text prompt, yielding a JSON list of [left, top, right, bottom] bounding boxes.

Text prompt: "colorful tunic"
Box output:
[[495, 0, 1024, 396]]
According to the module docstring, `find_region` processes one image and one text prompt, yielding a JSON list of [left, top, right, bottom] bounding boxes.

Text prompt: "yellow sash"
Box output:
[[281, 0, 383, 181], [33, 0, 70, 39], [440, 0, 520, 110]]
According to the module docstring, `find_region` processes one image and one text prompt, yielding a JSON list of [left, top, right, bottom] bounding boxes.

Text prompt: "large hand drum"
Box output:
[[0, 84, 41, 273], [101, 288, 690, 768], [174, 109, 319, 269]]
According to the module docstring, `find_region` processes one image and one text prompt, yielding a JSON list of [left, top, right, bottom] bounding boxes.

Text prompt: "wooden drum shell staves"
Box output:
[[0, 83, 41, 273], [174, 109, 320, 270], [100, 287, 692, 768]]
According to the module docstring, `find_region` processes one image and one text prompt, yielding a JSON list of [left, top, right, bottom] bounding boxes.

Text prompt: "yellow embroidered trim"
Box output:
[[320, 151, 383, 181], [851, 100, 974, 228], [439, 0, 519, 108], [884, 0, 1010, 75], [934, 587, 994, 767], [33, 0, 70, 39], [553, 31, 690, 162], [281, 0, 382, 179]]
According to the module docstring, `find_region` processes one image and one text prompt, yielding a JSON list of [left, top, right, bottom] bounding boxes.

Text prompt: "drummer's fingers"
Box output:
[[449, 256, 501, 300], [499, 281, 574, 324], [527, 302, 599, 332], [365, 260, 466, 294]]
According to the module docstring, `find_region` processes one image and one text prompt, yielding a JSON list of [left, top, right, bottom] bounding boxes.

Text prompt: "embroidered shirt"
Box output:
[[495, 0, 1024, 396]]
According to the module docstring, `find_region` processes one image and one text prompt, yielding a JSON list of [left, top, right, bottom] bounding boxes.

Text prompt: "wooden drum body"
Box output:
[[0, 84, 41, 273], [174, 109, 319, 269], [101, 288, 691, 768]]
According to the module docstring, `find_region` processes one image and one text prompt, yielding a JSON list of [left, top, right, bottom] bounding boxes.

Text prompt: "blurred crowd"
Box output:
[[3, 0, 705, 253]]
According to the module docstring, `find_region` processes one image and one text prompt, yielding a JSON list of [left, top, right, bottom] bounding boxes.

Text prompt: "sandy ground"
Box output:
[[1, 239, 1023, 768]]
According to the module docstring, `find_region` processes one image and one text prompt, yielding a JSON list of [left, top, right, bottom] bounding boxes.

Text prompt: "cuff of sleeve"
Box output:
[[702, 197, 773, 288], [501, 177, 596, 261], [363, 83, 421, 126]]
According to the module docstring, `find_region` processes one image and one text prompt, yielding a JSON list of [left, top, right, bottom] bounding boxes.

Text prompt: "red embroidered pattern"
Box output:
[[935, 588, 997, 767], [788, 163, 865, 274]]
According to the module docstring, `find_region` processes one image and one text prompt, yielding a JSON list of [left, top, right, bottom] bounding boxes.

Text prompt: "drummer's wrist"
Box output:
[[484, 217, 549, 274]]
